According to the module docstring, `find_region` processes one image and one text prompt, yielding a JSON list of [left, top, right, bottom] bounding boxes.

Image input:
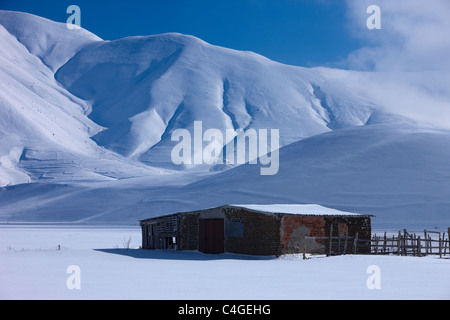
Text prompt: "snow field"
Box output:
[[0, 226, 448, 300]]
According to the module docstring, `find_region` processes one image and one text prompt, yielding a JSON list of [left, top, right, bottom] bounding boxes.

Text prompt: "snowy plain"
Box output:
[[1, 225, 448, 300]]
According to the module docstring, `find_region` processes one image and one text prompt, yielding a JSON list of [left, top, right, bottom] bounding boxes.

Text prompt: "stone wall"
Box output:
[[177, 212, 200, 251], [224, 207, 284, 256]]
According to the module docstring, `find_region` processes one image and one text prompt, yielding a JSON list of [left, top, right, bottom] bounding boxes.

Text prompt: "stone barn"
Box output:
[[139, 204, 372, 256]]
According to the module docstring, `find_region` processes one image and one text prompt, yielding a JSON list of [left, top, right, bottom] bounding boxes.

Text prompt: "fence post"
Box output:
[[343, 225, 348, 255], [354, 232, 359, 255], [403, 229, 408, 255], [417, 236, 421, 257], [303, 236, 307, 260], [338, 235, 341, 255], [328, 224, 333, 257], [447, 228, 450, 256], [374, 235, 378, 254], [444, 231, 448, 255]]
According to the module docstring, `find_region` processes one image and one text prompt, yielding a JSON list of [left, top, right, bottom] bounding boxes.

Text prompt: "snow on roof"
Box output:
[[140, 204, 371, 222], [228, 204, 368, 217]]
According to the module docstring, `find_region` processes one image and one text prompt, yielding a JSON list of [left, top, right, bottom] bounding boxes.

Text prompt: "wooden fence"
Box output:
[[369, 229, 450, 258], [304, 228, 450, 258]]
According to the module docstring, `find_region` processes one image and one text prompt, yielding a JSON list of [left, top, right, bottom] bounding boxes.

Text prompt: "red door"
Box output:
[[199, 219, 224, 254]]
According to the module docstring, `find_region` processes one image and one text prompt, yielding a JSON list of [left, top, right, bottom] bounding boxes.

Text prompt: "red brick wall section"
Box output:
[[338, 223, 347, 237], [281, 216, 326, 254]]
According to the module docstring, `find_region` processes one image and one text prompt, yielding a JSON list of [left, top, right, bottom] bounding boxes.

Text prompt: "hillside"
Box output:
[[0, 11, 449, 228]]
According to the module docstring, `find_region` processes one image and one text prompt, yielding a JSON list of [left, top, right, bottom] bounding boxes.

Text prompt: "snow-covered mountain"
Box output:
[[0, 11, 168, 187], [0, 10, 449, 228], [54, 31, 377, 166]]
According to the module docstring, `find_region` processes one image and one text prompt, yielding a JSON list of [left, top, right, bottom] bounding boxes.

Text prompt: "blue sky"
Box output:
[[0, 0, 367, 68]]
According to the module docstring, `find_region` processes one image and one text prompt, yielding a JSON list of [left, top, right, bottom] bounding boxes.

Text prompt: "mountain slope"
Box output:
[[1, 123, 449, 229], [0, 23, 99, 186], [55, 31, 450, 169], [181, 124, 450, 228], [0, 10, 101, 71], [55, 33, 381, 167], [0, 12, 163, 186], [0, 11, 449, 228]]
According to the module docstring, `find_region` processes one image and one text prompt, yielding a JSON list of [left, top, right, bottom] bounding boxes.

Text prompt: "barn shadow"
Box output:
[[94, 248, 276, 261]]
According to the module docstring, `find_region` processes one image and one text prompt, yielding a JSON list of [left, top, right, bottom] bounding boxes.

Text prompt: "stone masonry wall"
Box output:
[[224, 207, 284, 256], [177, 213, 200, 251]]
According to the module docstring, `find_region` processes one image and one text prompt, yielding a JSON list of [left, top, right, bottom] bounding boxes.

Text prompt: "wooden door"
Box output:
[[199, 219, 224, 254]]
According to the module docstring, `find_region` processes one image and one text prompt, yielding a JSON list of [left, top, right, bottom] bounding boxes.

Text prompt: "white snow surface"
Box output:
[[228, 204, 366, 216], [0, 11, 449, 229], [0, 11, 101, 71], [0, 226, 448, 300]]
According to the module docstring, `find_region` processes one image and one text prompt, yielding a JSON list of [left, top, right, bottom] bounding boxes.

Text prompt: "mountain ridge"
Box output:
[[0, 11, 449, 228]]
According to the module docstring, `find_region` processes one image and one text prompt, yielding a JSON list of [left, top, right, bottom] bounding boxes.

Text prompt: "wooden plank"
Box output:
[[417, 236, 422, 257], [199, 219, 225, 254], [424, 230, 428, 255], [303, 236, 307, 260], [328, 224, 333, 256], [206, 220, 215, 253], [141, 224, 147, 249], [445, 230, 449, 256], [214, 219, 224, 254], [338, 234, 341, 255], [374, 235, 379, 254], [199, 219, 206, 253], [343, 225, 348, 255], [444, 233, 448, 255], [403, 229, 408, 256]]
